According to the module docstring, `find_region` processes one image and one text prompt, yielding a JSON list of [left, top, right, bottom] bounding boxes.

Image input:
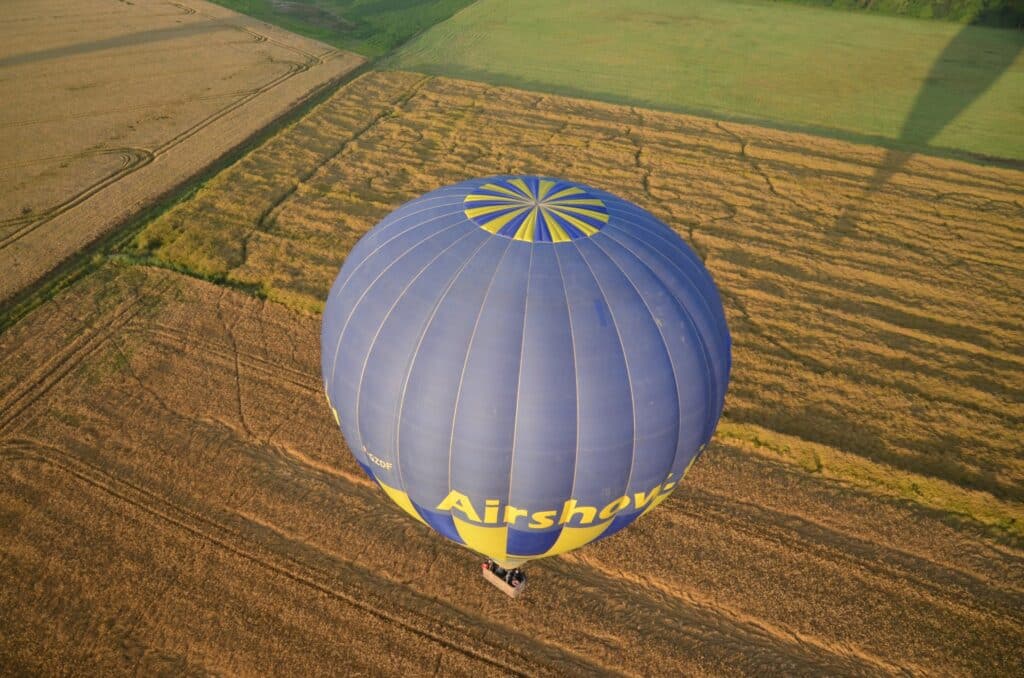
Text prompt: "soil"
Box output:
[[0, 0, 364, 303], [1, 266, 1020, 675], [133, 71, 1024, 501]]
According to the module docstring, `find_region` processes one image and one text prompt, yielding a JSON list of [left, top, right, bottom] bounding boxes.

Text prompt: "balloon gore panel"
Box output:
[[321, 176, 731, 565]]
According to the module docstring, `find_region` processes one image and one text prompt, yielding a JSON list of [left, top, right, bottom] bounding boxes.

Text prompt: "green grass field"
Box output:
[[775, 0, 1024, 25], [209, 0, 474, 56], [388, 0, 1024, 160]]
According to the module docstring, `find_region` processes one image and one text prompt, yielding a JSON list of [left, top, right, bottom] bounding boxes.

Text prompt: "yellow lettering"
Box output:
[[643, 486, 676, 515], [436, 490, 481, 522], [484, 499, 500, 524], [559, 499, 597, 526], [528, 510, 556, 529], [633, 485, 662, 510], [599, 495, 631, 520], [503, 505, 529, 526]]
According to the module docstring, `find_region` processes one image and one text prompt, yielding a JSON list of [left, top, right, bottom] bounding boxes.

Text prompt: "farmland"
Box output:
[[128, 71, 1024, 525], [388, 0, 1024, 160], [0, 0, 363, 304], [778, 0, 1024, 24], [209, 0, 476, 56], [2, 2, 1023, 674], [2, 264, 1022, 675]]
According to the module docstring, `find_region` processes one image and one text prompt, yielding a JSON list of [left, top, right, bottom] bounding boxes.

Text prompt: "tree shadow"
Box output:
[[834, 13, 1023, 234]]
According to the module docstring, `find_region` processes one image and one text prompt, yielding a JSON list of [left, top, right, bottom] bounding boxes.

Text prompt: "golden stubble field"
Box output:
[[0, 0, 363, 302], [2, 69, 1022, 675], [1, 265, 1021, 675], [134, 71, 1024, 524]]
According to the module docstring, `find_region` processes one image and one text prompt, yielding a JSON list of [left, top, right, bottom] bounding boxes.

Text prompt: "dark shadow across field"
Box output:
[[0, 23, 229, 69], [839, 15, 1024, 231], [392, 60, 1024, 173]]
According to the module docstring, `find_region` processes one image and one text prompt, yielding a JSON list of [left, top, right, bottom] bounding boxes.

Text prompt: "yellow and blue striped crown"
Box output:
[[464, 176, 609, 243]]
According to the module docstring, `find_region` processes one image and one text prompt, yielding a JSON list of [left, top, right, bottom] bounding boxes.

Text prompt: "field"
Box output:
[[0, 0, 363, 304], [209, 0, 476, 56], [777, 0, 1024, 25], [2, 264, 1022, 675], [387, 0, 1024, 160], [128, 71, 1024, 528], [3, 5, 1024, 674]]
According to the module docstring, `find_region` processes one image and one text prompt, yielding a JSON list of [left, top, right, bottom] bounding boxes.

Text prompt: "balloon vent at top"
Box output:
[[463, 176, 609, 242]]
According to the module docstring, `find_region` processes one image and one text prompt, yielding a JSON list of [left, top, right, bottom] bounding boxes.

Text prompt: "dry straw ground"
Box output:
[[0, 0, 363, 302], [1, 266, 1021, 675], [132, 71, 1024, 534]]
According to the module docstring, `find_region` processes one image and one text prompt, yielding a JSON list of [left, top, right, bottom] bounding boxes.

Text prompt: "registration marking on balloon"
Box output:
[[464, 176, 609, 242]]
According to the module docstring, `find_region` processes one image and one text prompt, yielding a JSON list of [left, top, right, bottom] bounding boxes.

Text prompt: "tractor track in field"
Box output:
[[555, 555, 917, 677], [3, 50, 1023, 670], [676, 488, 1024, 624], [3, 267, 1021, 674], [1, 440, 602, 677], [1, 428, 888, 676], [0, 26, 314, 252], [0, 148, 153, 250], [0, 277, 171, 434], [0, 0, 365, 303]]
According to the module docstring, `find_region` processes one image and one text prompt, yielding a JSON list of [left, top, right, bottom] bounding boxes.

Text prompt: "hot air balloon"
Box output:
[[321, 175, 730, 595]]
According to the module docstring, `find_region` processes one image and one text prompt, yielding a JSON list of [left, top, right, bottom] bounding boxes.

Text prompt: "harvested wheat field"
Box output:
[[131, 71, 1024, 534], [0, 0, 363, 303], [1, 265, 1021, 675]]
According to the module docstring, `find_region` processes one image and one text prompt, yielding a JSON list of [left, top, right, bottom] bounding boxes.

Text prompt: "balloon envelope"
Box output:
[[321, 176, 730, 566]]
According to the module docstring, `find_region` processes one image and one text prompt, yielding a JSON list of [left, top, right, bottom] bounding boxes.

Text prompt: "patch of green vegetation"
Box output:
[[770, 0, 1024, 26], [52, 410, 85, 428], [388, 0, 1024, 161], [716, 420, 1024, 543], [209, 0, 476, 56]]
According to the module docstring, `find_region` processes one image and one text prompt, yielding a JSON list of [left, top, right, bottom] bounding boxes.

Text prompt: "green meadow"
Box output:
[[777, 0, 1024, 25], [388, 0, 1024, 160]]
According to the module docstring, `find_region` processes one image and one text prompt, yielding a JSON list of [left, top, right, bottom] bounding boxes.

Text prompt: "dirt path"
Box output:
[[2, 266, 1020, 675], [0, 0, 363, 303]]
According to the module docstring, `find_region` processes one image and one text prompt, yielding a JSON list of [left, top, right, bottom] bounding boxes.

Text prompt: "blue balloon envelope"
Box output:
[[321, 176, 730, 566]]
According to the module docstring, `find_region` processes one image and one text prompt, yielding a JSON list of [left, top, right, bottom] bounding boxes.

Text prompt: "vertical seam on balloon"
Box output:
[[353, 228, 479, 475], [574, 242, 638, 512], [445, 238, 515, 504], [591, 234, 684, 486], [606, 222, 719, 435], [503, 243, 535, 533], [393, 234, 493, 496], [603, 211, 726, 408], [552, 245, 578, 546], [604, 225, 719, 447], [607, 205, 729, 346], [606, 207, 717, 303], [325, 197, 467, 377], [328, 216, 466, 386], [605, 204, 728, 346]]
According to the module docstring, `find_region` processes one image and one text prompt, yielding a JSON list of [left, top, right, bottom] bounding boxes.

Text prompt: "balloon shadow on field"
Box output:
[[835, 13, 1023, 234], [0, 22, 228, 69]]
